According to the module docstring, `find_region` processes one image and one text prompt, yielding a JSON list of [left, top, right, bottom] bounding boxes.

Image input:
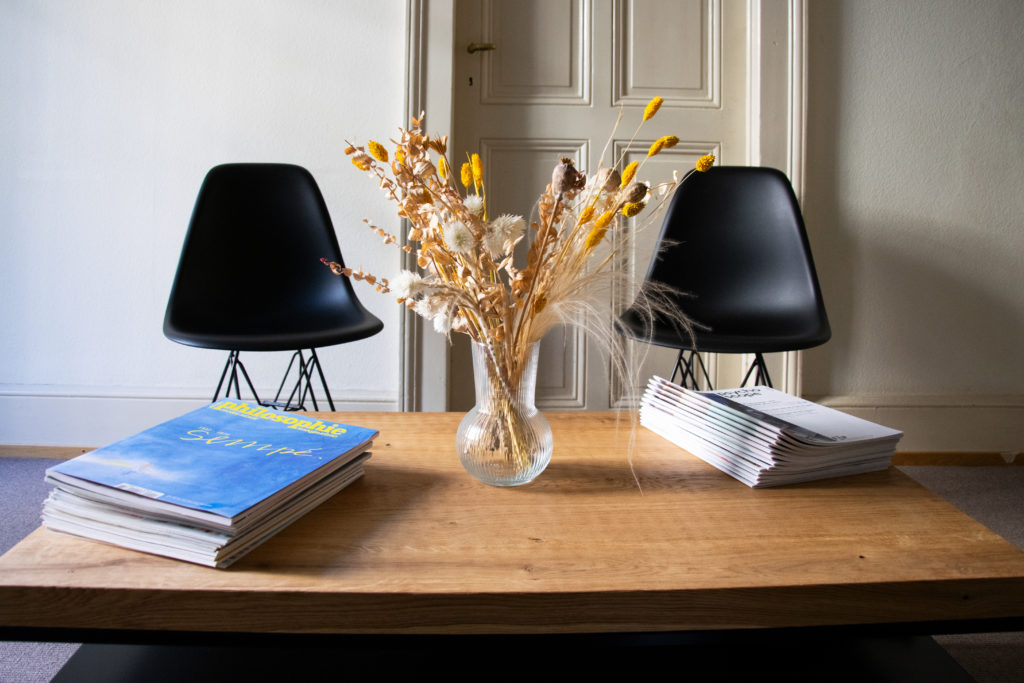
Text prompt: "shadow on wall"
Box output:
[[801, 3, 1024, 398], [800, 1, 849, 397], [847, 234, 1023, 395]]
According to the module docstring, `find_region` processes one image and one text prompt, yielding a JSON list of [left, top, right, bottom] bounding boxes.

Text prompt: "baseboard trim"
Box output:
[[813, 394, 1024, 454]]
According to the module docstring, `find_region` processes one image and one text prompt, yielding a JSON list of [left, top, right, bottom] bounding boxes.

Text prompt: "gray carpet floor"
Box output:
[[1, 458, 1022, 682], [0, 458, 79, 683], [899, 465, 1024, 683]]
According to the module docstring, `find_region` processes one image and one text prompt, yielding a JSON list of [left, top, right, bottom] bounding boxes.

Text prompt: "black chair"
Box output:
[[617, 166, 830, 389], [164, 163, 383, 410]]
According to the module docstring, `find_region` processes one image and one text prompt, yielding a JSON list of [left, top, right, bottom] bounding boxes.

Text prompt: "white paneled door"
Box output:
[[447, 0, 799, 410]]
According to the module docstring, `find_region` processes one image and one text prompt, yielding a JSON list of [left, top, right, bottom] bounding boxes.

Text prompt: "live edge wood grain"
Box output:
[[2, 412, 1024, 635]]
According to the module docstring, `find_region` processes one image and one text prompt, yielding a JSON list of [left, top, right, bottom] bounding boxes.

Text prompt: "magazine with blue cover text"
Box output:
[[45, 400, 378, 524]]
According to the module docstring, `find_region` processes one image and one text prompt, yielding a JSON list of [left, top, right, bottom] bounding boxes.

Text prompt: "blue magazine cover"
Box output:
[[46, 400, 378, 521]]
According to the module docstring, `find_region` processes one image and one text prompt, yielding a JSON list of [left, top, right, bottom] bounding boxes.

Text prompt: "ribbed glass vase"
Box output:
[[456, 341, 553, 486]]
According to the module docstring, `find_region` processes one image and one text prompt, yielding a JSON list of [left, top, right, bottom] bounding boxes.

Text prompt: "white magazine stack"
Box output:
[[640, 376, 903, 488]]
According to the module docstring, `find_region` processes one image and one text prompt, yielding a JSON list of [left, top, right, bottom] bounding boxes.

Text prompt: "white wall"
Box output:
[[1, 0, 408, 445], [802, 0, 1024, 451]]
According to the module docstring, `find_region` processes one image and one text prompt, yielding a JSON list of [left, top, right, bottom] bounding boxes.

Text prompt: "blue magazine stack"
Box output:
[[42, 400, 378, 568]]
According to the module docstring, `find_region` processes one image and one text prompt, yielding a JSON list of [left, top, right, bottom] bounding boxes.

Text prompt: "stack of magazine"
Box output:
[[640, 376, 903, 488], [43, 400, 378, 568]]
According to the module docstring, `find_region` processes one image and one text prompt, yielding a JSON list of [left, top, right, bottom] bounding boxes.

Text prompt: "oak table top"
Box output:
[[2, 411, 1024, 636]]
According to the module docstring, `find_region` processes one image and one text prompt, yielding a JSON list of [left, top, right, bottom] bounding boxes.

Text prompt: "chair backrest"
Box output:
[[164, 163, 382, 351], [627, 166, 830, 354]]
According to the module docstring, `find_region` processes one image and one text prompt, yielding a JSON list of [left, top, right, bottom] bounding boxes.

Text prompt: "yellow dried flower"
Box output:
[[460, 162, 473, 188], [594, 210, 615, 231], [584, 223, 611, 251], [643, 96, 664, 121], [344, 145, 356, 155], [438, 156, 450, 182], [351, 155, 372, 171], [696, 154, 715, 172], [368, 140, 389, 163], [395, 148, 406, 165], [620, 161, 638, 188], [621, 201, 645, 217], [471, 153, 484, 187], [577, 205, 595, 225], [648, 135, 679, 157]]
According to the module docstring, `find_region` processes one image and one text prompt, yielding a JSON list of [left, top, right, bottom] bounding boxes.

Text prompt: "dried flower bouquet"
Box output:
[[324, 97, 712, 483]]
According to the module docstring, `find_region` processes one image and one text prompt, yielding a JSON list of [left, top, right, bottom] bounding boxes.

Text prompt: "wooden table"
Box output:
[[2, 412, 1024, 640]]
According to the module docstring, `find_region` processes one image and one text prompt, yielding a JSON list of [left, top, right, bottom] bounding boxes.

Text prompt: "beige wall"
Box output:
[[801, 0, 1024, 451]]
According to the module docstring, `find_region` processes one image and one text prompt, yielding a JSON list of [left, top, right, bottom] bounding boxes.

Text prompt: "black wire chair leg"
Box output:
[[269, 349, 335, 412], [213, 351, 235, 402], [672, 349, 713, 390], [308, 349, 336, 411], [233, 356, 262, 403], [740, 353, 773, 388], [211, 349, 336, 412], [213, 351, 264, 404], [298, 351, 318, 411], [673, 350, 696, 388], [273, 351, 302, 410], [284, 350, 316, 412], [756, 353, 773, 387], [228, 352, 244, 400], [269, 351, 304, 411]]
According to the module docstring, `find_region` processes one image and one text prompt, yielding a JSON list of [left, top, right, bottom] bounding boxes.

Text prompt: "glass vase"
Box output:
[[456, 341, 553, 486]]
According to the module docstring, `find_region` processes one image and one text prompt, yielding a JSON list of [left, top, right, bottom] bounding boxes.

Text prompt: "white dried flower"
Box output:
[[392, 270, 428, 300], [414, 295, 441, 318], [432, 311, 454, 334], [491, 214, 525, 242], [444, 220, 475, 254], [483, 214, 525, 257], [482, 231, 505, 258], [414, 296, 454, 335], [464, 194, 485, 218]]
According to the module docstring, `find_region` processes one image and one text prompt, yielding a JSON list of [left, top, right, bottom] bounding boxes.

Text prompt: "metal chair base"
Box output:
[[212, 349, 336, 411], [672, 350, 773, 390]]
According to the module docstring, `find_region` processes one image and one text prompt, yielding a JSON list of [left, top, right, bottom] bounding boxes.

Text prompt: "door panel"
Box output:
[[482, 0, 591, 104], [453, 0, 749, 410], [614, 0, 713, 104]]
